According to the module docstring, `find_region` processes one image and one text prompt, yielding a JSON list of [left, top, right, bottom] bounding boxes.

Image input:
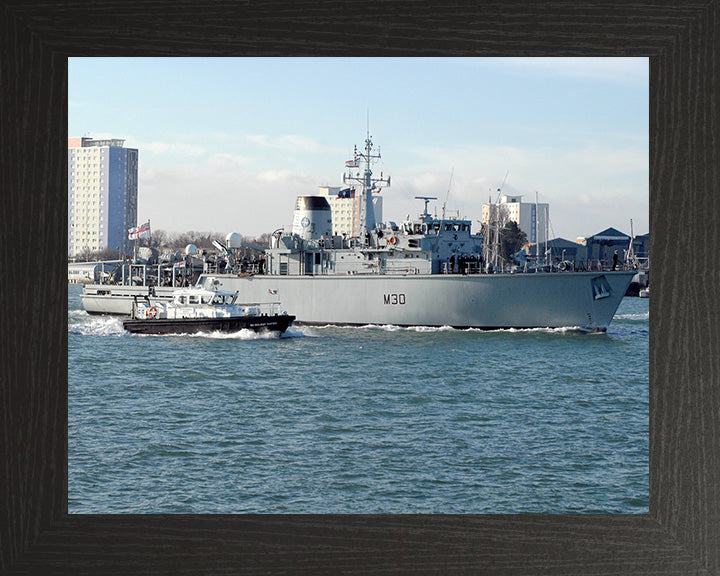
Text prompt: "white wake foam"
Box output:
[[615, 312, 650, 320], [180, 329, 283, 340], [305, 323, 581, 334], [68, 315, 126, 336]]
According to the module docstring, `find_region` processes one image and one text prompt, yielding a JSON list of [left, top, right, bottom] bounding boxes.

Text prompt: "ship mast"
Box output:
[[343, 124, 390, 245]]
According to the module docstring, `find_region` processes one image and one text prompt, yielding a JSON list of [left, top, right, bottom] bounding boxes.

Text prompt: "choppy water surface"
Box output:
[[68, 283, 648, 513]]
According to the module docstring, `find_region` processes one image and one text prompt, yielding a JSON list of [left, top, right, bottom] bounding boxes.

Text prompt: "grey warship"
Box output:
[[82, 133, 634, 331]]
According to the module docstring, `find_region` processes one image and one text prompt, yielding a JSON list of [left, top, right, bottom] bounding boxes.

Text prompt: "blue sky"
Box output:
[[69, 57, 649, 239]]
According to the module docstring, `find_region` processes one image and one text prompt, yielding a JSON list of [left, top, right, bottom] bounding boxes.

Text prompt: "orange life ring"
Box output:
[[388, 236, 398, 245], [147, 306, 158, 318]]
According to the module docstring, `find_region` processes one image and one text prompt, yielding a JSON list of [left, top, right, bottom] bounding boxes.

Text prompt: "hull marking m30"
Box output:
[[383, 293, 406, 305]]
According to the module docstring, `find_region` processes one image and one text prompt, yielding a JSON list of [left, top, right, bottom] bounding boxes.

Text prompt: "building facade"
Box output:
[[577, 228, 649, 268], [545, 237, 588, 265], [481, 194, 549, 251], [318, 186, 383, 238], [68, 137, 138, 257]]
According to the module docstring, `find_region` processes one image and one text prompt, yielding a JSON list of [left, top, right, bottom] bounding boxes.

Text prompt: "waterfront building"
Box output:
[[545, 237, 588, 265], [580, 228, 649, 268], [583, 227, 631, 267], [538, 229, 649, 270], [633, 233, 650, 263], [318, 185, 383, 238], [481, 194, 549, 250], [68, 137, 138, 257]]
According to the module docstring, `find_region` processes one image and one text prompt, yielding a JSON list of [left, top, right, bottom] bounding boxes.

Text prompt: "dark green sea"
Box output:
[[68, 283, 649, 514]]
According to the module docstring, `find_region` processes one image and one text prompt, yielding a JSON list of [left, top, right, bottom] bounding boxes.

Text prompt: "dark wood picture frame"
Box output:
[[1, 2, 718, 574]]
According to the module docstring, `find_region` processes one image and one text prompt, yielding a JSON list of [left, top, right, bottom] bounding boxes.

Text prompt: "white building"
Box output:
[[68, 137, 138, 257], [318, 186, 383, 238], [481, 194, 549, 250]]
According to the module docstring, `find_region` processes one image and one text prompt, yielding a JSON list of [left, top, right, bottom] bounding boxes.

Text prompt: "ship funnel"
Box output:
[[291, 196, 332, 241]]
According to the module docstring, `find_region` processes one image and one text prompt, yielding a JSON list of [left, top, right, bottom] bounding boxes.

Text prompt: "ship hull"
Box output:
[[198, 271, 635, 331], [122, 314, 294, 335], [83, 271, 634, 331]]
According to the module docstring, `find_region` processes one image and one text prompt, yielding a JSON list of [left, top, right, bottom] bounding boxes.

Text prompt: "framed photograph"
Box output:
[[2, 2, 717, 574]]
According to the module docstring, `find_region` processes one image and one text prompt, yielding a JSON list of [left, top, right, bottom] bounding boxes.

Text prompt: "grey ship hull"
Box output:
[[195, 271, 635, 331], [81, 272, 634, 331]]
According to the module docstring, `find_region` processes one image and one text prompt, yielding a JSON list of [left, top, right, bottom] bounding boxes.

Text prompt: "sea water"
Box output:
[[68, 283, 649, 514]]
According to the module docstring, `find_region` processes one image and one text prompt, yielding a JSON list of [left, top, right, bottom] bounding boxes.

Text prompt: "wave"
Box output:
[[282, 325, 314, 338], [361, 324, 456, 333], [126, 327, 309, 340], [178, 326, 311, 340], [68, 316, 126, 336], [69, 316, 309, 340], [615, 312, 649, 321], [307, 323, 457, 333], [304, 324, 583, 335], [126, 327, 304, 340], [493, 326, 585, 334], [172, 329, 284, 340]]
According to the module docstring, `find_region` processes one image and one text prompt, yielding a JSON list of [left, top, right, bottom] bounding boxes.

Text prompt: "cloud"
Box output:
[[134, 137, 648, 242], [79, 133, 208, 157], [211, 153, 251, 166], [384, 142, 648, 238], [137, 161, 319, 237], [246, 134, 342, 155], [135, 141, 206, 156]]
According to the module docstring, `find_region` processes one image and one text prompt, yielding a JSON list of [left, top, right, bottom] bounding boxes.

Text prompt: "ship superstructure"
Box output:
[[264, 131, 484, 278]]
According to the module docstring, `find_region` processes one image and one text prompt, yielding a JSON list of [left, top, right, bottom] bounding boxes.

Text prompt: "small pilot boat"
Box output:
[[122, 286, 295, 335]]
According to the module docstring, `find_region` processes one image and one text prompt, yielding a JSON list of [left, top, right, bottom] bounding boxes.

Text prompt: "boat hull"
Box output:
[[196, 271, 636, 331], [84, 271, 635, 331], [122, 314, 295, 335]]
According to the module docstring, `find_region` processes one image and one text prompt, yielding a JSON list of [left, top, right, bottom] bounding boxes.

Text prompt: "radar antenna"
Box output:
[[414, 196, 438, 217]]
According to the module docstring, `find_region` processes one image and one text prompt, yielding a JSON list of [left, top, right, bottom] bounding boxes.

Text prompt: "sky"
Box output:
[[68, 57, 649, 240]]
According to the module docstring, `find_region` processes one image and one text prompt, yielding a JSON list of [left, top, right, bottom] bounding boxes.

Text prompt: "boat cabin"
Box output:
[[173, 288, 238, 306]]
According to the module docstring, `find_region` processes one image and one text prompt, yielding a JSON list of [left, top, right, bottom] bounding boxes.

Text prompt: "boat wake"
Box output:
[[282, 325, 314, 338], [68, 315, 126, 337], [615, 312, 649, 321], [497, 326, 585, 334], [362, 324, 456, 333], [306, 324, 456, 333], [306, 324, 583, 335], [176, 325, 310, 340], [68, 311, 308, 340], [179, 329, 284, 340]]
